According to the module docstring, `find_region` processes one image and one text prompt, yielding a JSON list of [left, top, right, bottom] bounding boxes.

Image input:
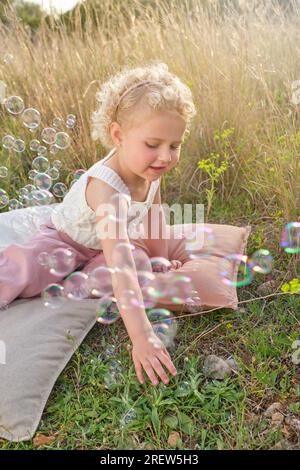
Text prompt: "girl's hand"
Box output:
[[152, 259, 182, 273], [169, 259, 182, 271], [131, 331, 177, 386]]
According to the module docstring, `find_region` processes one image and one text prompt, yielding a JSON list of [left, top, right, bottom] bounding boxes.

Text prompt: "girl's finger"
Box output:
[[133, 359, 144, 384], [142, 360, 159, 386], [157, 351, 177, 376], [148, 356, 169, 384]]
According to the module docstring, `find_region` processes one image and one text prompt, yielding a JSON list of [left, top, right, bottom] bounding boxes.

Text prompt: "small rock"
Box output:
[[203, 355, 232, 380], [264, 402, 283, 417], [225, 357, 239, 371], [167, 431, 181, 447], [285, 416, 300, 432], [271, 412, 284, 427], [256, 280, 278, 296]]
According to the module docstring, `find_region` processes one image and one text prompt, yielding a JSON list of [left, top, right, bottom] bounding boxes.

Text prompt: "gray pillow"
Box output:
[[0, 296, 98, 442]]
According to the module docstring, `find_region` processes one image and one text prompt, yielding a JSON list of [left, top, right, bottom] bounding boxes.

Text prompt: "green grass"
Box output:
[[1, 290, 299, 450]]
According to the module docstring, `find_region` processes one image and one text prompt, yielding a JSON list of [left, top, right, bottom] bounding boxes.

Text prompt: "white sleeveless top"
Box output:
[[50, 147, 161, 249]]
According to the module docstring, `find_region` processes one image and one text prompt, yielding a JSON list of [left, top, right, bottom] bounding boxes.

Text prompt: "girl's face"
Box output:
[[115, 109, 187, 182]]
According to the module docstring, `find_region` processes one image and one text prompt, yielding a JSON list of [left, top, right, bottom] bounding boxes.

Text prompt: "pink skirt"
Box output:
[[0, 219, 196, 309]]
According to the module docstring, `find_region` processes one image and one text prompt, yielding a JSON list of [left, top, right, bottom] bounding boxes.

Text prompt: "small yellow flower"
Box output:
[[226, 323, 233, 329]]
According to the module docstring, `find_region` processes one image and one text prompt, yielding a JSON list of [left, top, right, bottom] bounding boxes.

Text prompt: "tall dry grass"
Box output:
[[0, 0, 299, 222]]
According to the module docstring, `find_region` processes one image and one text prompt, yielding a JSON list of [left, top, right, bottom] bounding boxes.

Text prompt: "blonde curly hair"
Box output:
[[91, 61, 197, 150]]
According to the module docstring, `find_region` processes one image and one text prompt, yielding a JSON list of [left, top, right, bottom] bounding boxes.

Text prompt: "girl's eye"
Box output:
[[146, 143, 181, 150]]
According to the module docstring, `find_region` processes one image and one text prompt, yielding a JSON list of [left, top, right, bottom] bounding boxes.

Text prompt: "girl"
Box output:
[[0, 62, 198, 386]]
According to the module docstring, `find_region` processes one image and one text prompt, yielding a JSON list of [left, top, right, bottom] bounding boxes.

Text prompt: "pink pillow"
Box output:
[[151, 223, 252, 311]]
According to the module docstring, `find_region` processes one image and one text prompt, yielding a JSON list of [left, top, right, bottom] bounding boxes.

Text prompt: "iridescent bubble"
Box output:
[[104, 359, 123, 388], [2, 134, 14, 149], [37, 251, 50, 266], [52, 116, 63, 128], [120, 408, 137, 427], [22, 107, 41, 129], [164, 273, 193, 304], [32, 189, 53, 205], [52, 182, 67, 197], [55, 132, 70, 149], [47, 167, 59, 180], [13, 139, 25, 153], [147, 308, 177, 347], [63, 271, 89, 300], [0, 167, 8, 178], [32, 156, 50, 172], [8, 198, 23, 210], [219, 254, 253, 287], [249, 249, 273, 274], [66, 114, 76, 129], [53, 160, 62, 169], [28, 169, 38, 180], [49, 144, 59, 154], [37, 145, 47, 156], [41, 127, 56, 145], [48, 247, 75, 276], [0, 189, 9, 209], [42, 283, 65, 309], [280, 222, 300, 254], [185, 225, 215, 259], [150, 256, 171, 273], [34, 172, 52, 191], [96, 296, 120, 324], [29, 139, 40, 151], [73, 169, 86, 181], [176, 381, 191, 397], [87, 266, 114, 297], [5, 95, 24, 114]]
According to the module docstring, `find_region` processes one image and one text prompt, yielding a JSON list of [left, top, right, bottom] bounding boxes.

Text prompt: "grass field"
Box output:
[[0, 0, 299, 450]]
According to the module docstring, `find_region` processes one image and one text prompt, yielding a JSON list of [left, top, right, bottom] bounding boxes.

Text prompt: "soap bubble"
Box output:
[[96, 296, 120, 324], [41, 127, 56, 145], [66, 114, 76, 128], [5, 95, 24, 114], [0, 189, 9, 209], [280, 222, 300, 254], [147, 308, 178, 347], [63, 271, 89, 300], [37, 145, 47, 156], [53, 116, 63, 128], [2, 134, 14, 149], [3, 53, 13, 64], [42, 283, 65, 309], [87, 266, 114, 297], [34, 172, 52, 191], [74, 169, 86, 181], [13, 139, 25, 153], [8, 198, 23, 210], [0, 167, 8, 178], [37, 251, 50, 266], [219, 254, 253, 287], [32, 189, 53, 205], [50, 144, 59, 154], [249, 249, 273, 274], [48, 247, 75, 276], [30, 139, 40, 151], [52, 182, 67, 197], [55, 132, 70, 149], [22, 107, 41, 129], [47, 167, 59, 180], [32, 156, 50, 172], [53, 160, 62, 169]]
